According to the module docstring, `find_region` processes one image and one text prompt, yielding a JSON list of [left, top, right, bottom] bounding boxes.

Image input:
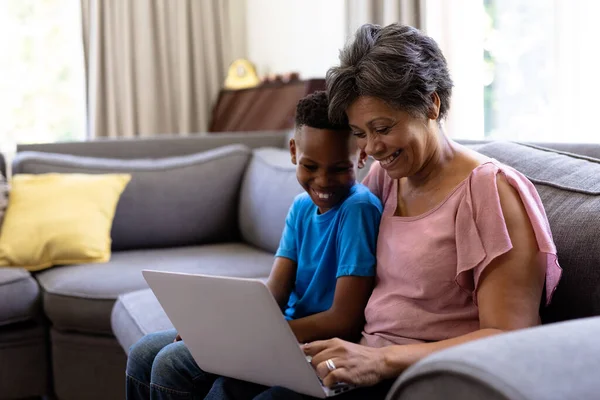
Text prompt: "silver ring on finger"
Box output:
[[326, 358, 336, 372]]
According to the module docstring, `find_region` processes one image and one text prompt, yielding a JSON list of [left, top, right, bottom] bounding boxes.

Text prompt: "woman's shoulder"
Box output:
[[451, 151, 547, 229], [461, 157, 555, 255], [467, 158, 536, 200]]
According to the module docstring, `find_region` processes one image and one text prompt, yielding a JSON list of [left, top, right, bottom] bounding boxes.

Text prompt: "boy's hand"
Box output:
[[174, 333, 182, 342]]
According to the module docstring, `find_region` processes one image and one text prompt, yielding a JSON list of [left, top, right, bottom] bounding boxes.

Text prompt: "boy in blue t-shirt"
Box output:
[[266, 91, 382, 344], [124, 91, 382, 399]]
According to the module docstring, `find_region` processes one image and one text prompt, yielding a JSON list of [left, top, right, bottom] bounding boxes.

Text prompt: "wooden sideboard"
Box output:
[[209, 79, 325, 132]]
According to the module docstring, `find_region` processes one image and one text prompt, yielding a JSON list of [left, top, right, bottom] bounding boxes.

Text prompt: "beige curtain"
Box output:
[[81, 0, 246, 138], [346, 0, 425, 37]]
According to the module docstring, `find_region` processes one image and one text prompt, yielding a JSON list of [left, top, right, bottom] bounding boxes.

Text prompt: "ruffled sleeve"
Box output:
[[455, 162, 562, 305]]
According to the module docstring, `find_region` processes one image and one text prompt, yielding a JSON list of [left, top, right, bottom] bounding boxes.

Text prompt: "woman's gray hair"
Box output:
[[326, 24, 453, 123]]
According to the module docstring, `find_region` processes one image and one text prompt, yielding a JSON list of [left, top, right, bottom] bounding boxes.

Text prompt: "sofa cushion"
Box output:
[[35, 243, 274, 334], [112, 289, 173, 354], [238, 148, 303, 253], [476, 141, 600, 323], [12, 145, 251, 251], [0, 268, 40, 326]]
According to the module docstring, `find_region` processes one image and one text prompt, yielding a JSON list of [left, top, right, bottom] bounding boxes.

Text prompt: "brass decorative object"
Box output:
[[224, 59, 260, 90]]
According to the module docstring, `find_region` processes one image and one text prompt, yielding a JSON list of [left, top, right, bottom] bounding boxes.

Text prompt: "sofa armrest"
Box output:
[[0, 267, 41, 326], [386, 317, 600, 400]]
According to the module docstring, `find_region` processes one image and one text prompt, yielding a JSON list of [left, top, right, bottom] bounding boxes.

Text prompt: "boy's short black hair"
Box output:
[[295, 91, 349, 131]]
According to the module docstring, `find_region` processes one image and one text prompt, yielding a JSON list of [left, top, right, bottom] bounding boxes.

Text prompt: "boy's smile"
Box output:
[[290, 126, 357, 213]]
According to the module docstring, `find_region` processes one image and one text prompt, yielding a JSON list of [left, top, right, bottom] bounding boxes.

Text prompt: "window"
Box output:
[[0, 0, 86, 155], [427, 0, 600, 143]]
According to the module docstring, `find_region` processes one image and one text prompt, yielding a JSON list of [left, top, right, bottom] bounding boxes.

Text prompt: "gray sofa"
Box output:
[[0, 132, 599, 400]]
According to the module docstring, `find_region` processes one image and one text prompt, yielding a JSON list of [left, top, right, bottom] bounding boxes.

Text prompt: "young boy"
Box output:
[[266, 91, 383, 344]]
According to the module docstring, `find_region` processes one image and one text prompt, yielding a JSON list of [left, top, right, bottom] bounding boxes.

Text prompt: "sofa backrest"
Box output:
[[12, 145, 251, 251], [16, 131, 288, 159], [477, 141, 600, 323], [459, 139, 600, 160], [238, 148, 303, 253]]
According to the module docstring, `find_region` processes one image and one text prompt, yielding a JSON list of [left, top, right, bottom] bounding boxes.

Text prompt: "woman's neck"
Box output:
[[406, 125, 456, 189]]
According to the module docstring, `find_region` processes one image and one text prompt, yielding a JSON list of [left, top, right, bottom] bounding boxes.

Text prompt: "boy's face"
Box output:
[[290, 126, 358, 213]]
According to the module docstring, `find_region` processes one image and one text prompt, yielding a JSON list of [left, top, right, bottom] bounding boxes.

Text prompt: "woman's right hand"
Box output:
[[303, 338, 391, 387], [174, 333, 182, 342]]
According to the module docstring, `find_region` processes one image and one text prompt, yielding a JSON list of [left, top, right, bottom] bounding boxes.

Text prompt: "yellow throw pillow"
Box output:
[[0, 173, 131, 271]]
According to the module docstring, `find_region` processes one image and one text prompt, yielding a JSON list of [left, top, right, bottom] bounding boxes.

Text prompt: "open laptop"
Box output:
[[142, 270, 353, 398]]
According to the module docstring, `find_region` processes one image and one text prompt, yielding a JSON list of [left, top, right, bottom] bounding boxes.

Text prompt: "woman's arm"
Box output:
[[306, 175, 546, 387], [289, 275, 373, 343], [305, 330, 502, 387]]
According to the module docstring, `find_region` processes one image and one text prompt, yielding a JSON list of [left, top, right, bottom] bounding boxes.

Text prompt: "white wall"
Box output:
[[245, 0, 346, 79]]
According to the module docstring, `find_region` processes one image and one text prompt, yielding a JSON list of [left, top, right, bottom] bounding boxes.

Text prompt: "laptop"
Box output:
[[142, 270, 353, 398]]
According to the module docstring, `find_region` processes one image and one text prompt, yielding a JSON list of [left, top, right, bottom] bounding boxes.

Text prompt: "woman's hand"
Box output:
[[303, 338, 390, 388]]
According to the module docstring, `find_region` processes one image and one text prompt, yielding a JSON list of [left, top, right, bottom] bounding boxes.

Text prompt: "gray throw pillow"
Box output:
[[238, 147, 303, 253], [12, 144, 252, 251]]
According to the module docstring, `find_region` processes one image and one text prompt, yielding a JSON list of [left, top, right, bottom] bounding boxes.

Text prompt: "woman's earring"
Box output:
[[358, 159, 366, 169]]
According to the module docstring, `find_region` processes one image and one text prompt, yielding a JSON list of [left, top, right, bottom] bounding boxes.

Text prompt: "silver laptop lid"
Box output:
[[142, 270, 327, 398]]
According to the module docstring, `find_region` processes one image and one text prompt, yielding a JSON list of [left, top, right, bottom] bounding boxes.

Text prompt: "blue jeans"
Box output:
[[126, 329, 295, 400], [126, 329, 391, 399]]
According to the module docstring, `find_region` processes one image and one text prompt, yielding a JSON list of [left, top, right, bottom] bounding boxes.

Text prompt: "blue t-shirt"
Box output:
[[275, 183, 382, 320]]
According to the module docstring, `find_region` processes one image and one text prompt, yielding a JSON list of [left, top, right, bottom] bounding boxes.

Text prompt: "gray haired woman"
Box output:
[[270, 22, 560, 400]]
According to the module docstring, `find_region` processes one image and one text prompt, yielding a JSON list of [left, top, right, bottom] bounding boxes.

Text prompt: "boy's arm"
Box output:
[[288, 275, 373, 343], [269, 196, 300, 310], [266, 257, 297, 310]]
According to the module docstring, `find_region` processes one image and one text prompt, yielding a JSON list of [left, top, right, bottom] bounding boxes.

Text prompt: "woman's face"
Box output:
[[346, 96, 436, 180]]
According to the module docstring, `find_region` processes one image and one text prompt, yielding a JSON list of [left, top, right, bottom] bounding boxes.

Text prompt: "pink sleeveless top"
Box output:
[[360, 160, 562, 348]]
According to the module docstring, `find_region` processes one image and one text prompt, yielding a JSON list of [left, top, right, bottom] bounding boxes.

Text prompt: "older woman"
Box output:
[[259, 23, 562, 400]]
